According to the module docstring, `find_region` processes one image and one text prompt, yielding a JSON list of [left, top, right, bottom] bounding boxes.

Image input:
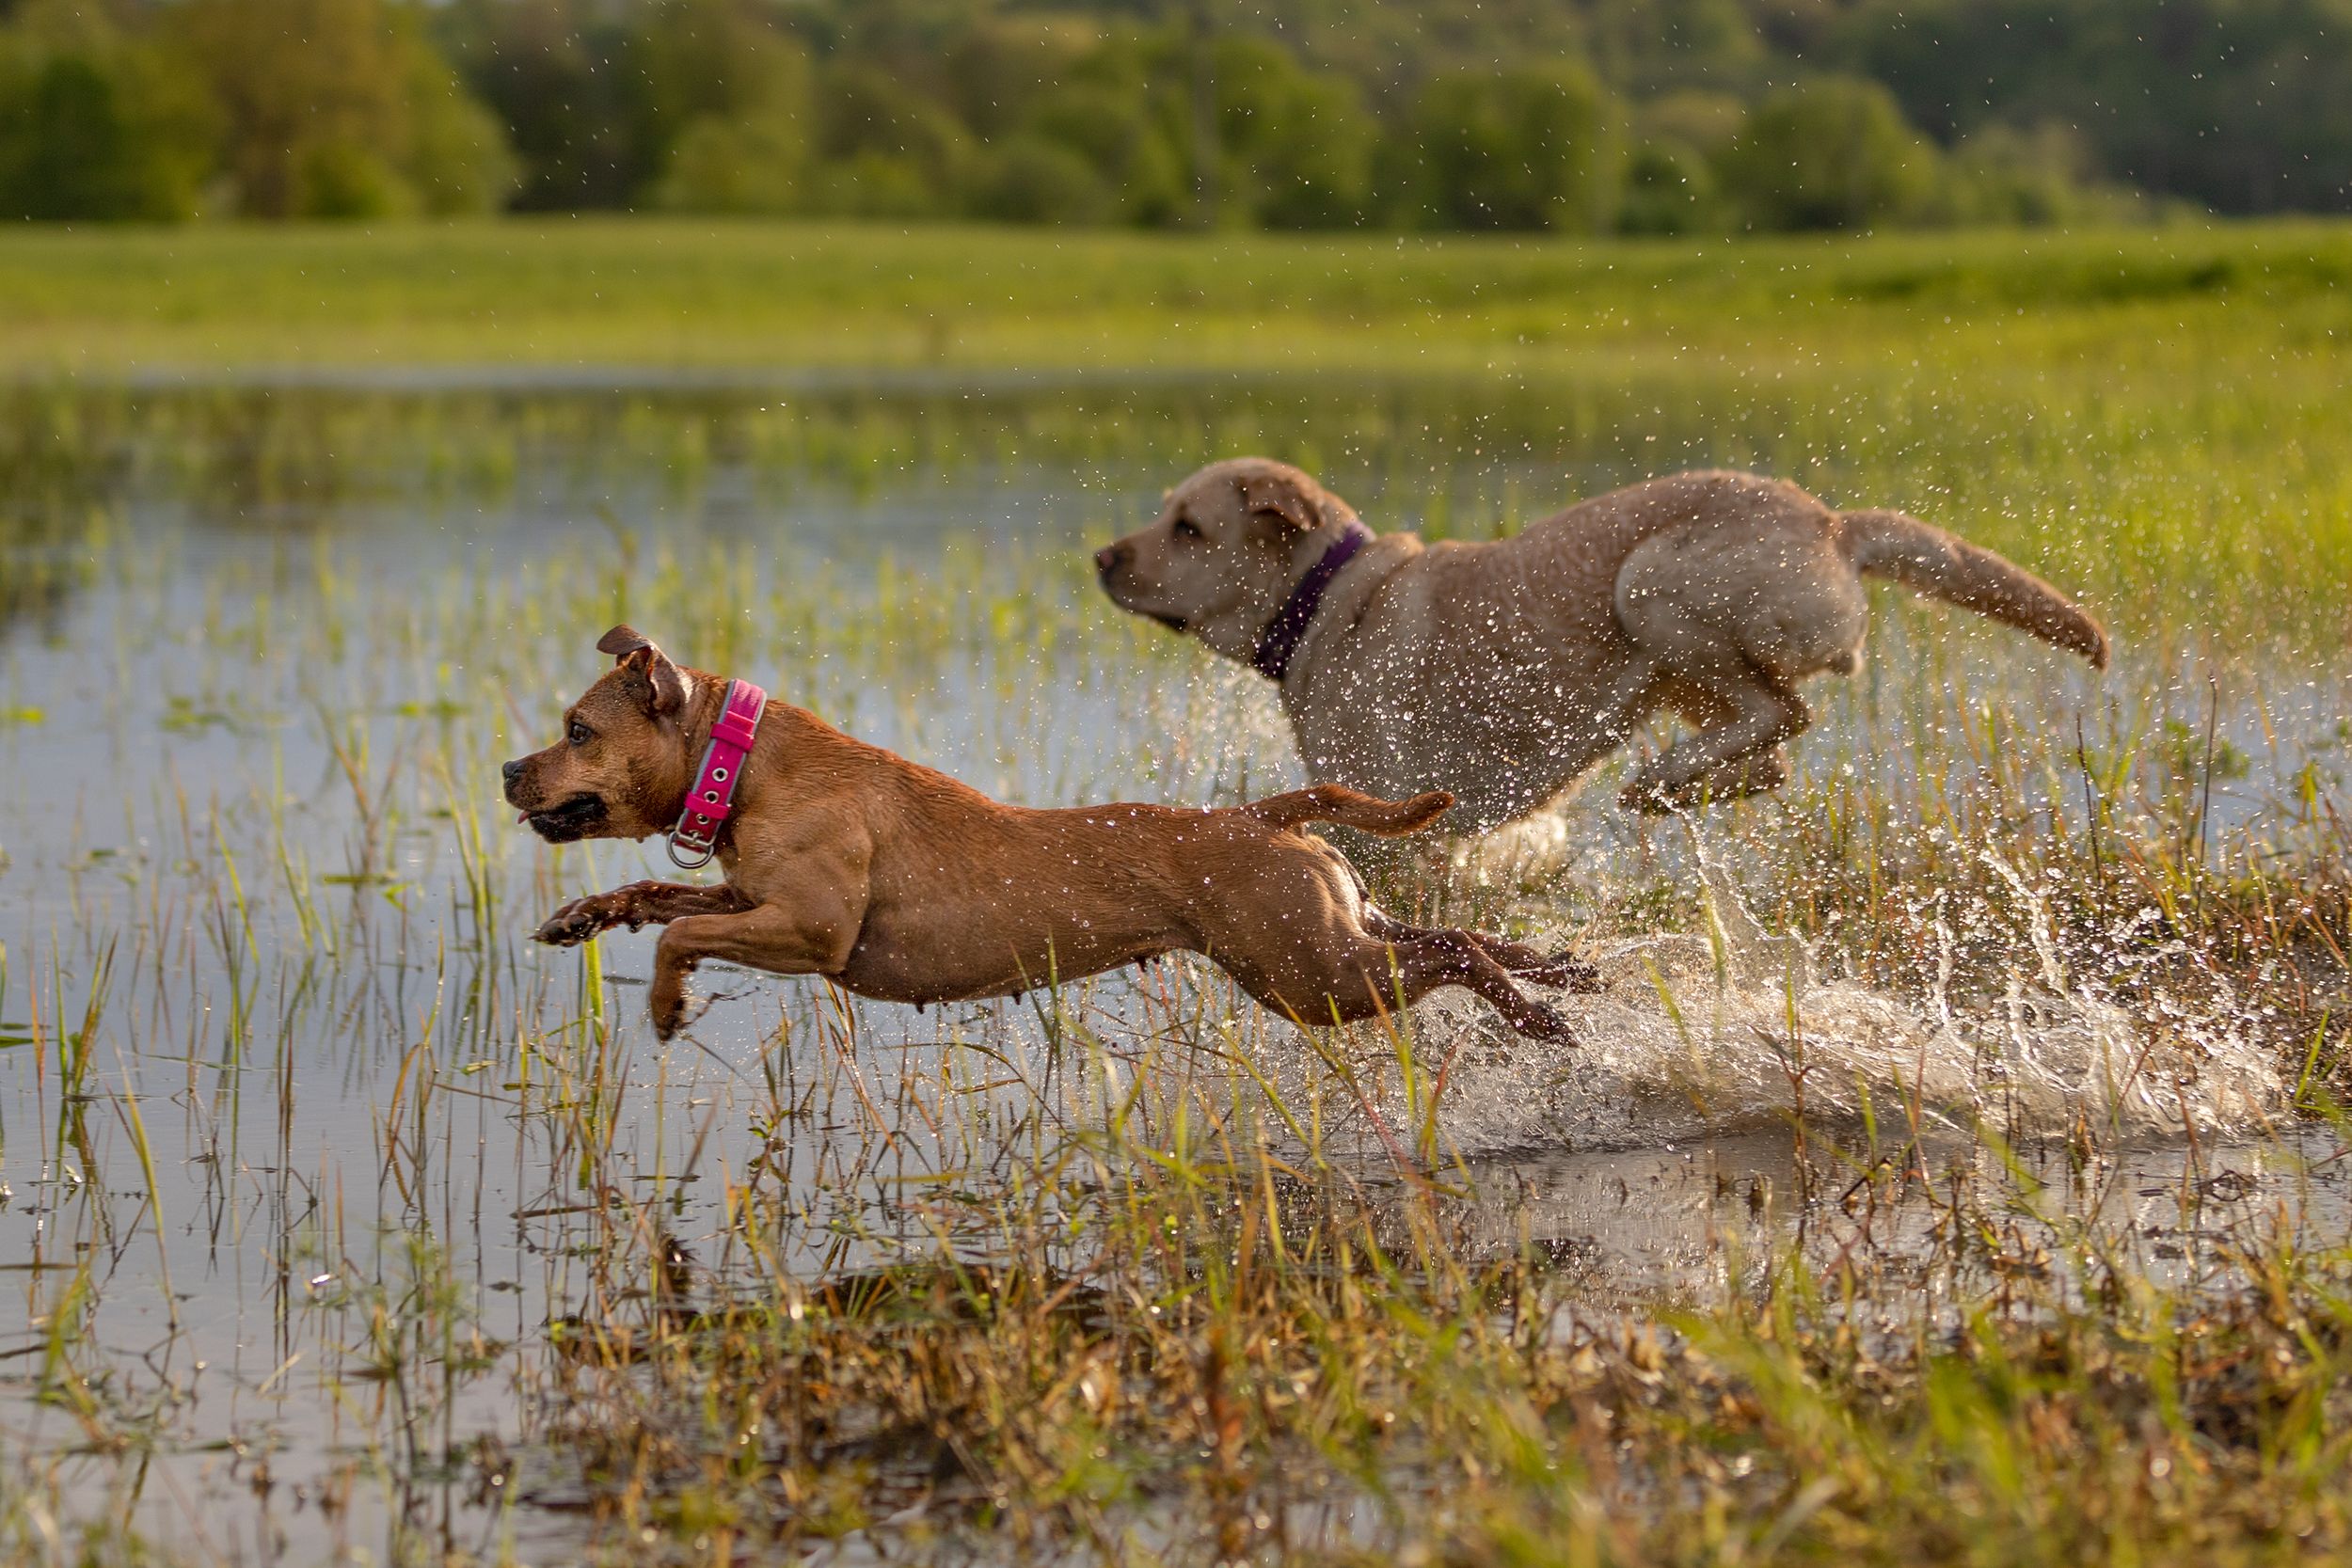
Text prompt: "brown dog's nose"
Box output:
[[1094, 543, 1128, 577], [502, 758, 525, 784]]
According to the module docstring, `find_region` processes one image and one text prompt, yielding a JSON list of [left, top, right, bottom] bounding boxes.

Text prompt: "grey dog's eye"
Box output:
[[1172, 515, 1201, 540], [568, 721, 592, 747]]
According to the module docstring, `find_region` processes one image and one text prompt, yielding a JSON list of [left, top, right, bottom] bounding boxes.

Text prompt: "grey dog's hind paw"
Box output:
[[533, 898, 611, 946]]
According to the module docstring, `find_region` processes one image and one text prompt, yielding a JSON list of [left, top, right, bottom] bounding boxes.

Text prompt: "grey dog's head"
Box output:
[[1093, 458, 1363, 664], [501, 626, 701, 843]]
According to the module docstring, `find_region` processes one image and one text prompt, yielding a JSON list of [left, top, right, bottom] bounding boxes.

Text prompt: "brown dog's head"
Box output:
[[1094, 457, 1365, 664], [502, 626, 702, 843]]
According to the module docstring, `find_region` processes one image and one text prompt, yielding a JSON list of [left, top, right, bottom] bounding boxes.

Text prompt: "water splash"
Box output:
[[1284, 825, 2283, 1158]]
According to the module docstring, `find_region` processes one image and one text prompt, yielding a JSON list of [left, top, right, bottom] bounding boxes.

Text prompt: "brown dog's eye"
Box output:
[[568, 721, 592, 747], [1172, 515, 1201, 540]]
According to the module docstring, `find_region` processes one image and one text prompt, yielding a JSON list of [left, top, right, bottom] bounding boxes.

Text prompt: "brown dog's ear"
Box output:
[[596, 625, 686, 716], [596, 625, 652, 659], [1237, 471, 1322, 534]]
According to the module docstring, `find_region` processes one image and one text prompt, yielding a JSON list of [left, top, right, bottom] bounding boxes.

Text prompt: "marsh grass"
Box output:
[[3, 496, 2345, 1564], [4, 221, 2352, 641], [2, 223, 2351, 1565]]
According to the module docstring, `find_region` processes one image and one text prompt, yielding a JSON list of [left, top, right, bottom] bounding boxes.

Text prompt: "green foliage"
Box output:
[[1723, 75, 1941, 230], [1947, 121, 2145, 228], [438, 0, 646, 210], [1009, 71, 1187, 226], [1386, 61, 1626, 231], [0, 0, 2276, 230], [971, 133, 1118, 225], [809, 63, 976, 217], [169, 0, 515, 217], [633, 0, 813, 213], [1832, 0, 2352, 216], [656, 108, 809, 215], [0, 5, 213, 221], [1618, 137, 1719, 233], [1208, 35, 1377, 229]]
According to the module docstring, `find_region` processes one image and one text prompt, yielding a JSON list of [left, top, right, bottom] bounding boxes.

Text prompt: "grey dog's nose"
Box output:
[[1094, 543, 1125, 575], [501, 758, 525, 784]]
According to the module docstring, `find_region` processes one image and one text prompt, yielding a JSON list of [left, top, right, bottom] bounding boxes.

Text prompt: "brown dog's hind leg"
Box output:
[[534, 880, 753, 946], [1264, 928, 1578, 1043]]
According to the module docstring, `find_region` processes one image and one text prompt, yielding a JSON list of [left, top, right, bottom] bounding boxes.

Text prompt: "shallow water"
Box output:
[[1, 383, 2345, 1562]]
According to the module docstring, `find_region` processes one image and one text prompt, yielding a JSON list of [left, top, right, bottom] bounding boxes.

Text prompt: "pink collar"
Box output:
[[669, 678, 768, 869]]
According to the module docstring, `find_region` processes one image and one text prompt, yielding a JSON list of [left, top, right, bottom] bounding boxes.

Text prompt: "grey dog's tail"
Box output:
[[1836, 509, 2109, 668], [1246, 785, 1454, 838]]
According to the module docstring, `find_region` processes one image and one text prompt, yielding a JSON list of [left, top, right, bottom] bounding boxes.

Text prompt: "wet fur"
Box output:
[[1097, 460, 2106, 832]]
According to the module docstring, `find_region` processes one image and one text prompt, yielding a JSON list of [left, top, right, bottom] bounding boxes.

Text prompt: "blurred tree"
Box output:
[[1617, 138, 1720, 232], [1641, 87, 1744, 165], [1947, 120, 2144, 226], [0, 3, 215, 219], [1383, 62, 1625, 230], [634, 0, 810, 181], [937, 16, 1101, 139], [971, 133, 1118, 223], [172, 0, 513, 217], [1828, 0, 2352, 214], [656, 111, 806, 214], [638, 0, 814, 214], [1721, 75, 1939, 230], [1206, 34, 1375, 228], [1014, 66, 1190, 226], [1581, 0, 1768, 93], [438, 0, 647, 210], [808, 63, 976, 216]]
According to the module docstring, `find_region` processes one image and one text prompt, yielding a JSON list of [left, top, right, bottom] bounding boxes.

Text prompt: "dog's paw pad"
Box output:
[[533, 901, 608, 946], [650, 989, 710, 1041], [1518, 1005, 1581, 1045]]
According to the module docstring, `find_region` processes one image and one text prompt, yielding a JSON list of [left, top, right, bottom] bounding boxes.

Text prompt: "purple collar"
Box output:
[[1250, 521, 1370, 681]]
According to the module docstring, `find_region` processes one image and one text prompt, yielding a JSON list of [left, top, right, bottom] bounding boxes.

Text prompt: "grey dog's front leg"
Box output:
[[533, 880, 752, 946]]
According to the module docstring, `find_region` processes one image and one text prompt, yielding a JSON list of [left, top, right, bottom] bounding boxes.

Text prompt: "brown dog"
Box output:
[[1097, 460, 2107, 832], [502, 626, 1594, 1042]]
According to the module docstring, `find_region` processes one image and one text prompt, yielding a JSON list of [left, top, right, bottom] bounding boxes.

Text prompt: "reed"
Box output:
[[1, 222, 2348, 1565]]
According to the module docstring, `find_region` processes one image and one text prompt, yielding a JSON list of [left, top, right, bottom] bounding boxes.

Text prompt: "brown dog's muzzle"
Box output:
[[501, 755, 538, 811], [1093, 542, 1130, 580], [502, 753, 609, 839]]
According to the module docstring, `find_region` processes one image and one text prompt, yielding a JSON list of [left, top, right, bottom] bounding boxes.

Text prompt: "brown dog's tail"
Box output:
[[1246, 785, 1454, 838], [1837, 509, 2109, 668]]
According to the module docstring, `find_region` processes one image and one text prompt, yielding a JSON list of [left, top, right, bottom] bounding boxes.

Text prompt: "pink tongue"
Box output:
[[516, 810, 531, 823]]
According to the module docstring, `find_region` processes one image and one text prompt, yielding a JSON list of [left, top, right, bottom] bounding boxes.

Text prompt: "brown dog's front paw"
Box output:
[[534, 896, 614, 946], [648, 982, 687, 1039], [1514, 1002, 1581, 1046], [647, 963, 706, 1040]]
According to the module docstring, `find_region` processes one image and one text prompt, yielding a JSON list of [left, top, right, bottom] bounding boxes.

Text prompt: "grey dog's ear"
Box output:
[[1237, 470, 1323, 534], [595, 625, 686, 716]]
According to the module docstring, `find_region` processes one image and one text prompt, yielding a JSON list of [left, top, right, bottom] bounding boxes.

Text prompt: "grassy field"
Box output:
[[3, 219, 2351, 1566], [2, 218, 2347, 375], [5, 218, 2349, 641]]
